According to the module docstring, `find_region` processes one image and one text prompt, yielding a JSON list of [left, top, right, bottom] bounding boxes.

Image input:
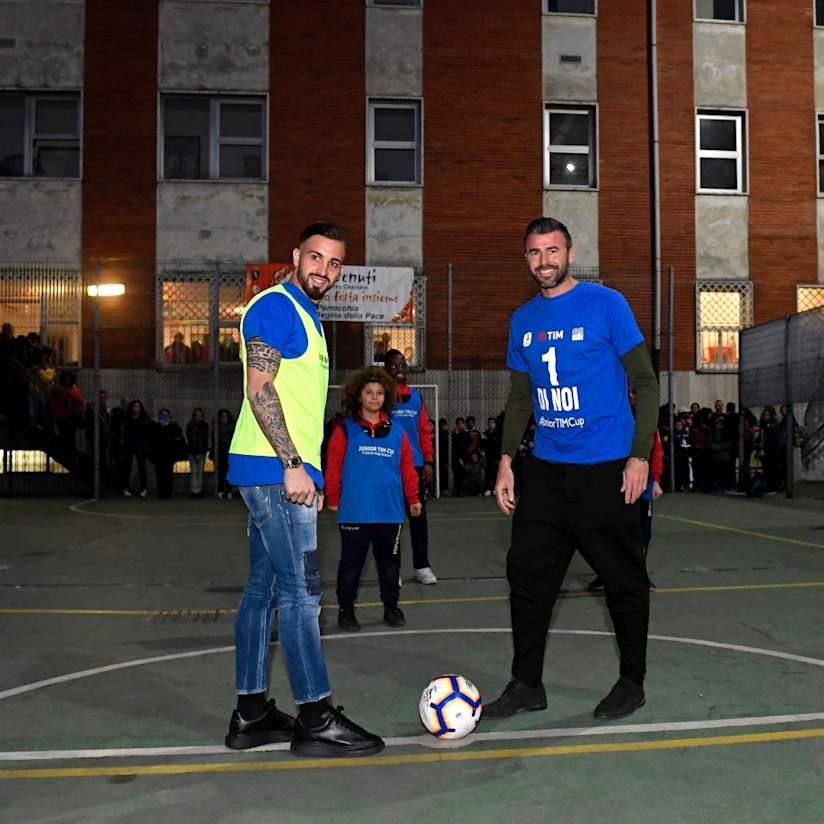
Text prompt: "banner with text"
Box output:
[[245, 263, 414, 324]]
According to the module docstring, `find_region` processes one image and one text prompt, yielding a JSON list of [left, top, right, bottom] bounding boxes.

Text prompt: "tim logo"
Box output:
[[571, 327, 584, 341]]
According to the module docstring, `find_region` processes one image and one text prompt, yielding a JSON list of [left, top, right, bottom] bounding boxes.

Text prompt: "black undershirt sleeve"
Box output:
[[621, 341, 659, 459], [501, 370, 533, 459]]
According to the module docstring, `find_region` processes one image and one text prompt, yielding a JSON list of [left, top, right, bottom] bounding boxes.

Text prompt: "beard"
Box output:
[[296, 266, 334, 302], [530, 260, 570, 292]]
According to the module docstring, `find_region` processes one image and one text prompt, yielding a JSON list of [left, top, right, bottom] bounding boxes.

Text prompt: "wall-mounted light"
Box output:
[[87, 283, 126, 297], [565, 162, 577, 173]]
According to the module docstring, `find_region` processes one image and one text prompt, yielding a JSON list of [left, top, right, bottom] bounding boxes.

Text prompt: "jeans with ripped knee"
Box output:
[[235, 484, 331, 704]]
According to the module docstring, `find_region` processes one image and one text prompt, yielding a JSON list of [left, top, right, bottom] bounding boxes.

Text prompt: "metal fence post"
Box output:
[[447, 262, 453, 495], [93, 258, 102, 500], [667, 266, 675, 493], [784, 316, 794, 498]]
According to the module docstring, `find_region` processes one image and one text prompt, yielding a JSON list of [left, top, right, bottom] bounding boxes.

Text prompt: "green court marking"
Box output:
[[658, 514, 824, 549], [3, 727, 824, 780]]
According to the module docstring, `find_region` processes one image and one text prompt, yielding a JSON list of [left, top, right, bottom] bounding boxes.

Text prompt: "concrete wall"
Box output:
[[814, 29, 824, 110], [693, 21, 747, 108], [365, 6, 422, 97], [159, 0, 268, 91], [0, 180, 81, 259], [661, 369, 740, 411], [543, 190, 598, 268], [542, 15, 597, 102], [0, 0, 84, 88], [695, 195, 748, 279], [156, 182, 267, 260], [366, 188, 422, 269]]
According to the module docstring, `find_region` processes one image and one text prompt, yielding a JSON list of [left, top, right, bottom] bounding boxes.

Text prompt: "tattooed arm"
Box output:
[[245, 337, 319, 507]]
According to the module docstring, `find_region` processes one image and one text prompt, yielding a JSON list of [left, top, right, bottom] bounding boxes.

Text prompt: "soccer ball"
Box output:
[[419, 674, 482, 739]]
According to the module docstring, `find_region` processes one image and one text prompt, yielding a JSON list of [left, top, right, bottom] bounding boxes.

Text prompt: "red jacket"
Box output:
[[650, 429, 663, 483], [396, 383, 434, 464], [323, 411, 421, 509]]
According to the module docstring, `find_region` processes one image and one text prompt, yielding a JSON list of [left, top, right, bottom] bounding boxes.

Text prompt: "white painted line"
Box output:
[[3, 628, 824, 705], [4, 712, 824, 763], [68, 500, 154, 520]]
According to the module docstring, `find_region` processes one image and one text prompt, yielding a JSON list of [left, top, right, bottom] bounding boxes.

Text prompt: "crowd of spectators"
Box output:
[[659, 398, 799, 496], [0, 321, 236, 498]]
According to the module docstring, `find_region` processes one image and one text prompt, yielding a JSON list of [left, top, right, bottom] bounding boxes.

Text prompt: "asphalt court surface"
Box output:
[[1, 490, 824, 823]]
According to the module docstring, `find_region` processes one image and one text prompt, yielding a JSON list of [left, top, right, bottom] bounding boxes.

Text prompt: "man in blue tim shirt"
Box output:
[[485, 217, 659, 722], [224, 221, 384, 757]]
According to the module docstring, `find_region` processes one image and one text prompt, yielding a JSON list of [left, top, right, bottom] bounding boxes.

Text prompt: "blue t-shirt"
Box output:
[[227, 281, 325, 488], [506, 282, 643, 465], [390, 387, 424, 467]]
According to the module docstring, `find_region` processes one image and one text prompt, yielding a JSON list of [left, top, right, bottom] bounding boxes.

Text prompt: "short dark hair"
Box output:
[[523, 217, 572, 250], [382, 348, 404, 364], [299, 221, 346, 245]]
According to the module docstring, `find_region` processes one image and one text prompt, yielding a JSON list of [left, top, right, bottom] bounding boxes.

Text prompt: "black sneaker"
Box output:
[[337, 606, 360, 632], [587, 576, 605, 591], [383, 605, 405, 627], [483, 679, 547, 719], [225, 699, 296, 749], [290, 705, 385, 757], [593, 677, 645, 720]]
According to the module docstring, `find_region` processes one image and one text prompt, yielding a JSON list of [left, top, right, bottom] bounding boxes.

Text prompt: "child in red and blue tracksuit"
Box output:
[[324, 367, 421, 631]]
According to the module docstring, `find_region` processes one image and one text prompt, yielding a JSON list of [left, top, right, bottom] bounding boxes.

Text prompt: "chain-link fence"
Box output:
[[740, 306, 824, 494]]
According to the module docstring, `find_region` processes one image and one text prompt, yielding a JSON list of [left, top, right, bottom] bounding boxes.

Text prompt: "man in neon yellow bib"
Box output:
[[224, 222, 384, 757]]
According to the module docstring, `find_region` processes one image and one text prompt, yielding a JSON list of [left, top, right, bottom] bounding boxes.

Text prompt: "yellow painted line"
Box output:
[[3, 727, 824, 780], [658, 514, 824, 550], [3, 582, 824, 618]]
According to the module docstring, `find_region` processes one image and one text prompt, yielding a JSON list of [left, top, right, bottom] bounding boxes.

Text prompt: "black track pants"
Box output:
[[337, 523, 403, 609]]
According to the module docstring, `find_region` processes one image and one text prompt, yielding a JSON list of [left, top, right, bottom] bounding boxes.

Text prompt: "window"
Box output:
[[0, 93, 80, 178], [547, 0, 595, 13], [544, 105, 596, 188], [370, 0, 421, 5], [695, 0, 744, 22], [368, 100, 421, 185], [156, 263, 245, 366], [364, 275, 425, 368], [797, 285, 824, 313], [817, 0, 824, 26], [161, 96, 265, 181], [696, 280, 753, 372], [696, 110, 746, 193], [818, 114, 824, 194]]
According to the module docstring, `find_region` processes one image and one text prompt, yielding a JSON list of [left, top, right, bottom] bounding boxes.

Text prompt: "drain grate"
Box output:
[[150, 609, 234, 623]]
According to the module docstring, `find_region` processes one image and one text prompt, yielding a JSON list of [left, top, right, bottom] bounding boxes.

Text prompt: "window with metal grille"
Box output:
[[0, 263, 82, 366], [0, 93, 80, 178], [696, 280, 753, 372], [697, 110, 746, 193], [817, 114, 824, 194], [161, 96, 265, 181], [157, 263, 246, 366], [368, 100, 422, 185], [547, 0, 595, 13], [544, 105, 597, 188], [364, 275, 425, 367], [695, 0, 744, 22], [797, 285, 824, 313]]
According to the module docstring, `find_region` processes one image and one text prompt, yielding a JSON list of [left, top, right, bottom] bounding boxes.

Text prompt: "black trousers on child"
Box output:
[[337, 523, 403, 609], [507, 455, 650, 686]]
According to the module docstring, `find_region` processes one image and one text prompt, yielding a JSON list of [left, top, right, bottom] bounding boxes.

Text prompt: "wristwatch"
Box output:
[[281, 456, 303, 470]]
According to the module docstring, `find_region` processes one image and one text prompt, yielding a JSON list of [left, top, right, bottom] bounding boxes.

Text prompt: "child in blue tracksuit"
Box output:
[[324, 367, 421, 632]]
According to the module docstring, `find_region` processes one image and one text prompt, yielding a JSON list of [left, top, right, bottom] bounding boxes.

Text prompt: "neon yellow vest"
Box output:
[[230, 284, 328, 468]]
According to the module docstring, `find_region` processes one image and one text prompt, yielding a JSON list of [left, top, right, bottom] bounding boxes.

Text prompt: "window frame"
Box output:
[[0, 91, 81, 179], [696, 110, 747, 194], [818, 113, 824, 195], [367, 98, 423, 186], [695, 279, 753, 373], [544, 0, 597, 15], [816, 0, 824, 27], [694, 0, 745, 23], [367, 0, 422, 6], [160, 94, 267, 182], [797, 284, 824, 313], [543, 104, 597, 190]]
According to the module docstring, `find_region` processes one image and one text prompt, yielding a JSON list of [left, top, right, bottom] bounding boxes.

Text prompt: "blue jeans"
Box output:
[[235, 484, 331, 704]]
